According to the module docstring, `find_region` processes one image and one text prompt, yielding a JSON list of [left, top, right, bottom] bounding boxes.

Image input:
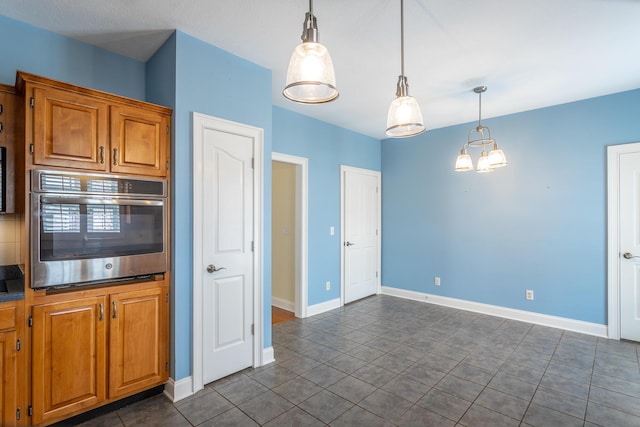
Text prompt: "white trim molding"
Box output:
[[262, 347, 275, 365], [382, 286, 607, 338], [606, 142, 640, 340], [192, 112, 265, 395], [164, 376, 193, 403], [272, 152, 309, 318], [307, 298, 341, 317], [272, 296, 295, 312]]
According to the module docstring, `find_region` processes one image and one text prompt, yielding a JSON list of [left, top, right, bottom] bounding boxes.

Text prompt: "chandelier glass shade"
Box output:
[[455, 86, 507, 172], [283, 0, 339, 104], [385, 0, 425, 138]]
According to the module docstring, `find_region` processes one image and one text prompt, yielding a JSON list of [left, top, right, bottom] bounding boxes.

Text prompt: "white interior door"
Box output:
[[200, 123, 254, 384], [619, 151, 640, 341], [342, 166, 381, 304]]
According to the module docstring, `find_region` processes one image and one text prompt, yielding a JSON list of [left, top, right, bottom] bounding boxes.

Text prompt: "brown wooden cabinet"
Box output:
[[108, 286, 168, 398], [0, 302, 19, 426], [18, 72, 171, 177], [30, 282, 169, 425], [30, 85, 109, 172], [0, 84, 22, 213], [31, 296, 107, 425]]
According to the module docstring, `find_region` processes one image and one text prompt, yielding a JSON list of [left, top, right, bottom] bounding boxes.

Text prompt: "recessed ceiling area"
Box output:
[[1, 0, 639, 139]]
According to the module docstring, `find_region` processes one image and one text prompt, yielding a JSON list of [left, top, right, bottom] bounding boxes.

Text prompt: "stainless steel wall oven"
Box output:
[[30, 170, 168, 288]]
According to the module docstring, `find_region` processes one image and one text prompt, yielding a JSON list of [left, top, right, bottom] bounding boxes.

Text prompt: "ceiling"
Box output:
[[2, 0, 639, 139]]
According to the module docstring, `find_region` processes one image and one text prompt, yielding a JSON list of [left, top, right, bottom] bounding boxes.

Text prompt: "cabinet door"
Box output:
[[110, 105, 169, 177], [109, 286, 168, 399], [0, 331, 16, 426], [0, 89, 17, 213], [31, 296, 107, 425], [31, 85, 109, 171]]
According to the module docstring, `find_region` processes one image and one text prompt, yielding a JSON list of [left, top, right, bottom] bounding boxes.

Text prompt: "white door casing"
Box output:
[[609, 143, 640, 341], [607, 143, 640, 339], [192, 113, 264, 392], [272, 153, 308, 318], [341, 166, 381, 305]]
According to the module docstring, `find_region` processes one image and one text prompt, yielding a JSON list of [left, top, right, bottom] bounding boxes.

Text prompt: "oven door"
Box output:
[[31, 193, 167, 288]]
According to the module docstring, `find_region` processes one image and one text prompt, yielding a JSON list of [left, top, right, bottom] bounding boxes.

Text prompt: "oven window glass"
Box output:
[[41, 203, 81, 233], [87, 205, 120, 233], [39, 201, 164, 261]]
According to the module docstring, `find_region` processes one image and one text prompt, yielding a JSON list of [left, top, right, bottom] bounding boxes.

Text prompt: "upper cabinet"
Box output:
[[17, 72, 171, 177], [0, 84, 22, 213]]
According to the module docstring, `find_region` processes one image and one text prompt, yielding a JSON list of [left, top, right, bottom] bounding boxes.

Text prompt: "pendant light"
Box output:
[[455, 86, 507, 172], [385, 0, 425, 138], [283, 0, 339, 104]]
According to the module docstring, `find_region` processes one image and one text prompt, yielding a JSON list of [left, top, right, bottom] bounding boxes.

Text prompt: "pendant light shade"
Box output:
[[454, 147, 473, 172], [454, 86, 507, 172], [385, 0, 425, 138], [283, 1, 339, 104]]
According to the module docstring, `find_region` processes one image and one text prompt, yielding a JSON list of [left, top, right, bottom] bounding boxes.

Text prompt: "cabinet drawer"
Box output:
[[0, 306, 16, 330]]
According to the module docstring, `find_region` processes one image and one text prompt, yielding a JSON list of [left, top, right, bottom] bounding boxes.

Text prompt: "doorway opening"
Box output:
[[272, 153, 308, 320]]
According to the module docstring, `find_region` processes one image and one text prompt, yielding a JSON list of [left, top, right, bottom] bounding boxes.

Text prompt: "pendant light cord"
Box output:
[[309, 0, 313, 16], [478, 90, 482, 127], [400, 0, 405, 77]]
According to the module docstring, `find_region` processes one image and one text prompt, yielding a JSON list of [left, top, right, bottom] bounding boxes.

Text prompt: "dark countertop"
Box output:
[[0, 265, 25, 302]]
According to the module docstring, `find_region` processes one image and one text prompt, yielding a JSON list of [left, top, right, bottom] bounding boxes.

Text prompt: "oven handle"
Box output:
[[39, 196, 164, 206]]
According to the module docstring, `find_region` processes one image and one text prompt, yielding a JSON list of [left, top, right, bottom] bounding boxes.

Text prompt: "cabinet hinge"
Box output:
[[16, 339, 20, 351], [166, 125, 169, 135], [0, 103, 3, 115], [16, 408, 20, 420], [251, 241, 254, 252], [0, 122, 4, 134], [251, 324, 254, 335], [165, 361, 169, 372], [28, 316, 33, 327], [376, 271, 379, 278], [376, 186, 379, 193], [251, 158, 254, 169], [166, 293, 169, 303], [28, 405, 32, 416], [29, 143, 34, 154], [166, 160, 169, 171], [29, 97, 34, 109]]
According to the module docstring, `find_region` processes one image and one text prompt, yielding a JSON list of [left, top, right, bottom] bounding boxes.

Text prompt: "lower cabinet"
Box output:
[[30, 282, 168, 425], [0, 330, 17, 426], [0, 300, 21, 426]]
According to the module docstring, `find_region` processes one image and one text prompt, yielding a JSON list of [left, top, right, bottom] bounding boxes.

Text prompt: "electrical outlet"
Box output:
[[434, 277, 441, 286], [326, 281, 331, 291], [526, 290, 534, 300]]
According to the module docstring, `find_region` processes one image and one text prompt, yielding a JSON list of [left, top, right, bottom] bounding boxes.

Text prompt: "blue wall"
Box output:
[[272, 107, 381, 305], [170, 31, 273, 380], [382, 89, 640, 325], [0, 15, 144, 98]]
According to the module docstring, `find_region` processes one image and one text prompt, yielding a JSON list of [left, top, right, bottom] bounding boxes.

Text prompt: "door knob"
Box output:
[[623, 252, 640, 259], [344, 241, 355, 247], [207, 264, 226, 273]]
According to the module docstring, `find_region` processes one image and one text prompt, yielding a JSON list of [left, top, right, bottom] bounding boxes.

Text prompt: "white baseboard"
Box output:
[[307, 297, 341, 317], [382, 286, 607, 338], [272, 296, 295, 312], [164, 376, 193, 403], [262, 346, 275, 365]]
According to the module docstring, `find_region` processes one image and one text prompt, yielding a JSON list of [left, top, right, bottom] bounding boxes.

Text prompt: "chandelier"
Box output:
[[455, 86, 507, 173]]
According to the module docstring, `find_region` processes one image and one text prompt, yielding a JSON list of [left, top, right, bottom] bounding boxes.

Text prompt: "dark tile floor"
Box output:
[[77, 295, 640, 426]]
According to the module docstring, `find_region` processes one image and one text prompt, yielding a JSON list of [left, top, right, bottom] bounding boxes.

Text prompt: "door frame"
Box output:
[[340, 165, 382, 306], [191, 112, 264, 392], [606, 142, 640, 339], [272, 153, 309, 318]]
